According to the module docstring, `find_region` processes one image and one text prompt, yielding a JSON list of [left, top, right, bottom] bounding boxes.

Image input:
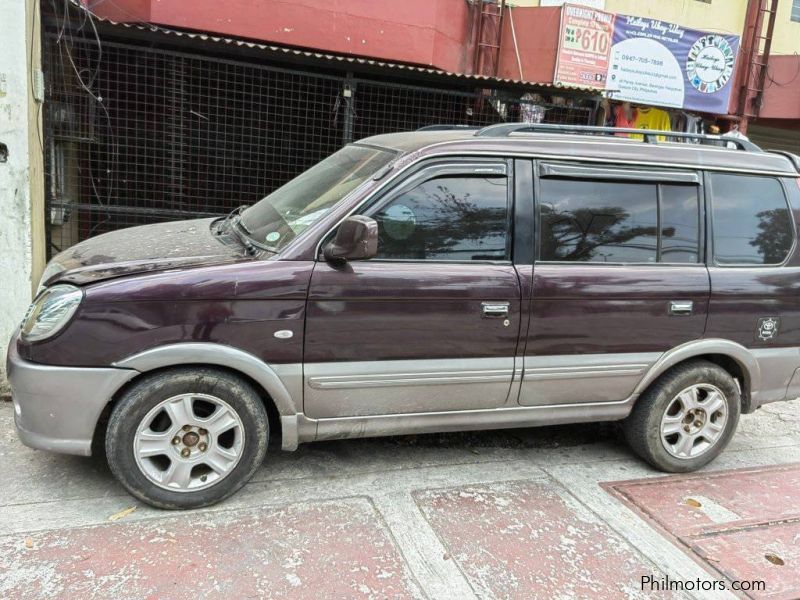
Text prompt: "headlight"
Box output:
[[20, 284, 83, 342]]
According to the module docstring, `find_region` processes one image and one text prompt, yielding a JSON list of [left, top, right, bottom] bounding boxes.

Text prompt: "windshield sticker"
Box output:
[[265, 232, 281, 244]]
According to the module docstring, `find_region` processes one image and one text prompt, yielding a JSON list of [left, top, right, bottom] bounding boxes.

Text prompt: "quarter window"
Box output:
[[371, 175, 509, 261], [539, 178, 700, 263], [710, 174, 794, 265]]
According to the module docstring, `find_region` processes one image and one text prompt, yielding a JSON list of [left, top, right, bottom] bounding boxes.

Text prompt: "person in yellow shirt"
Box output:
[[632, 107, 672, 141]]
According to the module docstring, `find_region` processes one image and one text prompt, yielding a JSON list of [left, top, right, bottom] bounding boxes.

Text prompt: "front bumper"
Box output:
[[7, 335, 138, 456]]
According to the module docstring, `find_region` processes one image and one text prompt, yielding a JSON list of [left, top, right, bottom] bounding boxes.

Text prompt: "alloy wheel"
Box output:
[[133, 393, 245, 492], [660, 383, 728, 460]]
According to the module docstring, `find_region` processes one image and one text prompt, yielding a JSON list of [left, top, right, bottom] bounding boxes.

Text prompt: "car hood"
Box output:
[[41, 218, 250, 287]]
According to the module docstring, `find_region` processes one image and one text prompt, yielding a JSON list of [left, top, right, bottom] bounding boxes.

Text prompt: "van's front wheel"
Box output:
[[624, 360, 740, 472], [106, 367, 269, 509]]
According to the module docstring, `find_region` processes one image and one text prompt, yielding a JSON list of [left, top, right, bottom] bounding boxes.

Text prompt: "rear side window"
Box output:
[[710, 174, 794, 265], [539, 178, 700, 263], [372, 175, 509, 261]]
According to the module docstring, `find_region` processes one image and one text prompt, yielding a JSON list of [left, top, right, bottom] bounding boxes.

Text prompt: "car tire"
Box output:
[[106, 367, 268, 509], [624, 360, 741, 473]]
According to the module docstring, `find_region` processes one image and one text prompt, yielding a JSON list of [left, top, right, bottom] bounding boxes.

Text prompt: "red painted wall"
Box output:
[[88, 0, 472, 72], [759, 55, 800, 120], [496, 7, 560, 83]]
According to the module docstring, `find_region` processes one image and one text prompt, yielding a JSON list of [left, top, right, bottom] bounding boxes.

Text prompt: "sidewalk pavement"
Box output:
[[0, 398, 798, 600]]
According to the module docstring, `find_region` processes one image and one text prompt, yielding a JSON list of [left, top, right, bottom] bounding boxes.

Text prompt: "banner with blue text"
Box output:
[[606, 14, 740, 113]]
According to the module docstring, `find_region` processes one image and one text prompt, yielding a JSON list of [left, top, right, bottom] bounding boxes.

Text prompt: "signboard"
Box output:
[[606, 15, 740, 113], [554, 5, 616, 90]]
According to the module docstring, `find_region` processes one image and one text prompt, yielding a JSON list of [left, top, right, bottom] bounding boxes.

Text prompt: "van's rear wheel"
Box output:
[[106, 367, 268, 509], [624, 360, 740, 472]]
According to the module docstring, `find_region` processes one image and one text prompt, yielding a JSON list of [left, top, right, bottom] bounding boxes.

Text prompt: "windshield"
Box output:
[[240, 144, 396, 250]]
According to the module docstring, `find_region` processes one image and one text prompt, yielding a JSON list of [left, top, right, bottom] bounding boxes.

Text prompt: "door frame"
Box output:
[[516, 159, 709, 406], [303, 155, 525, 418]]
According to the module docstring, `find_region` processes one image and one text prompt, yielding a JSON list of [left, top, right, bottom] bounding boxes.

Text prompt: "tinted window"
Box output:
[[711, 174, 793, 265], [540, 179, 658, 262], [372, 175, 509, 261], [660, 185, 701, 263]]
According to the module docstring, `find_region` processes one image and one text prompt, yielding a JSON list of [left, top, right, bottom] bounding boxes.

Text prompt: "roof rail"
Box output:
[[473, 123, 763, 153], [416, 124, 481, 131], [765, 149, 800, 173]]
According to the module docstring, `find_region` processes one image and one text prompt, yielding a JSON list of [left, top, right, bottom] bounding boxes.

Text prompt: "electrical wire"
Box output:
[[30, 0, 44, 153], [49, 0, 118, 236], [766, 52, 800, 88]]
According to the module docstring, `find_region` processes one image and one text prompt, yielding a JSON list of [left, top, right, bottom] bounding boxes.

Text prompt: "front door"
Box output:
[[304, 160, 521, 418], [521, 162, 710, 406]]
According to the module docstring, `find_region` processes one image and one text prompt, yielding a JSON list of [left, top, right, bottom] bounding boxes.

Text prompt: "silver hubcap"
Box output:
[[134, 393, 245, 492], [660, 384, 728, 459]]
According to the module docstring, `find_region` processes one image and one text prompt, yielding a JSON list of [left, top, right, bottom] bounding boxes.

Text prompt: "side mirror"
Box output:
[[323, 215, 378, 262]]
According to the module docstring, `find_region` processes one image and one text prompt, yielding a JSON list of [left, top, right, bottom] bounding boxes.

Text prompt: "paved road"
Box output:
[[0, 399, 798, 599]]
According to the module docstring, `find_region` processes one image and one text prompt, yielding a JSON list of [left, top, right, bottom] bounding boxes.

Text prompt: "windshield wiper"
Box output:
[[217, 205, 260, 255]]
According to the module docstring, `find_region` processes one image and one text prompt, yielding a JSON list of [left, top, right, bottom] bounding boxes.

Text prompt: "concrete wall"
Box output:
[[89, 0, 474, 73], [0, 0, 43, 393], [769, 0, 800, 56]]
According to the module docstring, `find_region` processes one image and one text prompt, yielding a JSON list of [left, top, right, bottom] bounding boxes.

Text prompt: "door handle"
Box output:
[[482, 301, 510, 318], [669, 300, 693, 316]]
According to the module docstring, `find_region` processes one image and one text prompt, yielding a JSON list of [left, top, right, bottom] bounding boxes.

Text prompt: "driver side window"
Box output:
[[370, 174, 510, 261]]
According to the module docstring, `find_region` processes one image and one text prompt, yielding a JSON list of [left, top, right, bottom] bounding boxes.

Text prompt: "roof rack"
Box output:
[[473, 123, 763, 153], [417, 124, 482, 131], [765, 149, 800, 173]]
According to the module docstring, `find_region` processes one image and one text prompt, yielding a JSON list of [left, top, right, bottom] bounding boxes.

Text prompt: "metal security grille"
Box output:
[[43, 32, 594, 255]]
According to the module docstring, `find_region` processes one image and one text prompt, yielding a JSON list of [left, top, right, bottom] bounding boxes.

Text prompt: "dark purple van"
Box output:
[[8, 124, 800, 508]]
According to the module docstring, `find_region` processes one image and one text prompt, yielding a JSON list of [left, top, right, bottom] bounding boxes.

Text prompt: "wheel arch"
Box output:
[[110, 343, 303, 450], [633, 339, 760, 413]]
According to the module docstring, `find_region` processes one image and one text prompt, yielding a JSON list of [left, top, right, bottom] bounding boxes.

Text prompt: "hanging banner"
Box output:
[[606, 15, 740, 113], [553, 4, 616, 90]]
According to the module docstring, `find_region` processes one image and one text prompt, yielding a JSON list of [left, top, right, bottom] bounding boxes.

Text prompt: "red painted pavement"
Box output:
[[691, 521, 800, 600], [415, 480, 679, 600], [0, 497, 420, 600], [606, 463, 800, 599], [607, 463, 800, 537]]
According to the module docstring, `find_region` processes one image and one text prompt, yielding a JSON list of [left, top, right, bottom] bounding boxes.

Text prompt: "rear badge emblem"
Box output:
[[757, 317, 780, 341], [274, 330, 293, 339]]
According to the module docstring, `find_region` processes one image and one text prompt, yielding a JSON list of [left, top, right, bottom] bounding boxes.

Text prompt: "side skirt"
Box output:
[[281, 396, 638, 448]]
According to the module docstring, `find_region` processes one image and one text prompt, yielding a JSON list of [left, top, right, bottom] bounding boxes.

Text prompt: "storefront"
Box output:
[[551, 5, 745, 140], [41, 1, 602, 254]]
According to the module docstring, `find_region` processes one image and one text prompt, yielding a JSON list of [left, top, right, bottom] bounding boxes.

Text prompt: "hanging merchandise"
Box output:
[[613, 102, 636, 135], [724, 124, 749, 149], [669, 111, 683, 133], [520, 93, 546, 124], [634, 107, 671, 140], [683, 113, 703, 135]]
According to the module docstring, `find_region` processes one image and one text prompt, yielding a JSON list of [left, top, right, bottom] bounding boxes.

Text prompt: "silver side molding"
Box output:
[[303, 396, 636, 443], [308, 369, 514, 390], [304, 357, 515, 418], [519, 352, 660, 406]]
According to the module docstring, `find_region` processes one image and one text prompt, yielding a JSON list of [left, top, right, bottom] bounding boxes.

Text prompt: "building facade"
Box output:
[[86, 0, 800, 141]]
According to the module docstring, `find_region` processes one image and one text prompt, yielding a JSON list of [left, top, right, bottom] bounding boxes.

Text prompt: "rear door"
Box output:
[[304, 159, 522, 418], [706, 173, 800, 403], [520, 162, 709, 406]]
